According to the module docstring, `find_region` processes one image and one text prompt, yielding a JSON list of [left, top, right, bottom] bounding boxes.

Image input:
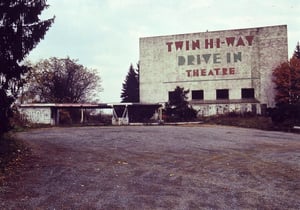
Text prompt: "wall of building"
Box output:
[[20, 107, 54, 125], [139, 25, 288, 115]]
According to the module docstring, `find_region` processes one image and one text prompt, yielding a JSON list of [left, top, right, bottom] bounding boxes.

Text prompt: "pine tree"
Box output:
[[120, 64, 139, 102], [165, 86, 197, 121], [0, 0, 54, 136], [294, 41, 300, 59], [168, 86, 189, 108]]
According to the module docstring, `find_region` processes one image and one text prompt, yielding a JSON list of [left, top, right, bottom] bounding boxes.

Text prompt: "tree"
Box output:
[[165, 86, 197, 122], [24, 57, 102, 103], [120, 63, 139, 102], [271, 43, 300, 127], [0, 0, 54, 136], [294, 41, 300, 59], [273, 53, 300, 105]]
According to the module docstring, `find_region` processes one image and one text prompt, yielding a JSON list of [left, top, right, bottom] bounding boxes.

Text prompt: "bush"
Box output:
[[268, 104, 300, 129], [9, 106, 30, 132], [164, 86, 197, 122], [203, 114, 274, 130], [164, 105, 197, 122]]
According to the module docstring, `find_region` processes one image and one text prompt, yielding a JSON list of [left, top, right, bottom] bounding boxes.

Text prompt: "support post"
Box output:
[[80, 108, 84, 124], [56, 108, 60, 125]]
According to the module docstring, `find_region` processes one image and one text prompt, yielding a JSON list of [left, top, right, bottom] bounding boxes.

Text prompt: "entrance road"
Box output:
[[1, 125, 300, 209]]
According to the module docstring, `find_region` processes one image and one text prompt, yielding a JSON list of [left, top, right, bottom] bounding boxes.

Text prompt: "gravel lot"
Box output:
[[1, 125, 300, 209]]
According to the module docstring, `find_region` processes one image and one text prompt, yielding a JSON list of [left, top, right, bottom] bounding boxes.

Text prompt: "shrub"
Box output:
[[269, 104, 300, 127]]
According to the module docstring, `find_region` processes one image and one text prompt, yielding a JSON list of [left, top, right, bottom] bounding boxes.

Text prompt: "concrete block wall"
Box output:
[[139, 25, 288, 115], [194, 103, 260, 117], [20, 107, 53, 125]]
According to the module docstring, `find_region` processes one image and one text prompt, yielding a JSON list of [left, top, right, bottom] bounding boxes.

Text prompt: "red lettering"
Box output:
[[185, 67, 235, 77], [186, 70, 192, 77], [205, 39, 213, 49], [186, 40, 189, 51], [193, 69, 199, 77], [168, 36, 253, 53], [245, 35, 254, 46], [236, 37, 245, 47], [216, 38, 220, 48], [226, 37, 235, 46], [166, 42, 173, 52], [214, 68, 220, 75], [175, 41, 184, 50], [192, 40, 200, 50]]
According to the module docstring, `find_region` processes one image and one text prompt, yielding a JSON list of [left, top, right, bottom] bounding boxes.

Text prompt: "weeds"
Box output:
[[202, 114, 276, 131]]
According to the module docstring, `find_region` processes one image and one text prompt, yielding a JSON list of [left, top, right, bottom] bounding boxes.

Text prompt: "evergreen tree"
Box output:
[[165, 86, 197, 121], [120, 64, 139, 102], [294, 41, 300, 59], [168, 86, 189, 108], [0, 0, 54, 136]]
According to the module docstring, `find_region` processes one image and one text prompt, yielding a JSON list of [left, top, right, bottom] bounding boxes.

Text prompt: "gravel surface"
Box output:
[[1, 125, 300, 209]]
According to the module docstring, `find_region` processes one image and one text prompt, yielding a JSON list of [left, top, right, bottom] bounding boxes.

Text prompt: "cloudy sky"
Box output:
[[27, 0, 300, 103]]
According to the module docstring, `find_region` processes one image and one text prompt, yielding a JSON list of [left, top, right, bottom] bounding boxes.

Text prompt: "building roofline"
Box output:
[[20, 103, 162, 109], [139, 24, 287, 40], [19, 103, 110, 109]]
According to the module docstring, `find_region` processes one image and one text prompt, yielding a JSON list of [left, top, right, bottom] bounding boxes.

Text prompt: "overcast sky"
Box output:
[[27, 0, 300, 103]]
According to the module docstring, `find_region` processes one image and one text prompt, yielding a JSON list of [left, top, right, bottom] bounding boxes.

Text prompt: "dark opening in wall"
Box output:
[[192, 90, 204, 100], [216, 89, 229, 100], [242, 88, 255, 99]]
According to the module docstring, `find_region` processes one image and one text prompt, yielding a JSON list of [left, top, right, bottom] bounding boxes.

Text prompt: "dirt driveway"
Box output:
[[1, 125, 300, 209]]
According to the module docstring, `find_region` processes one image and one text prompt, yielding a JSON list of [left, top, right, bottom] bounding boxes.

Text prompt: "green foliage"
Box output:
[[23, 57, 102, 103], [165, 86, 197, 122], [121, 63, 139, 102], [0, 0, 54, 136]]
